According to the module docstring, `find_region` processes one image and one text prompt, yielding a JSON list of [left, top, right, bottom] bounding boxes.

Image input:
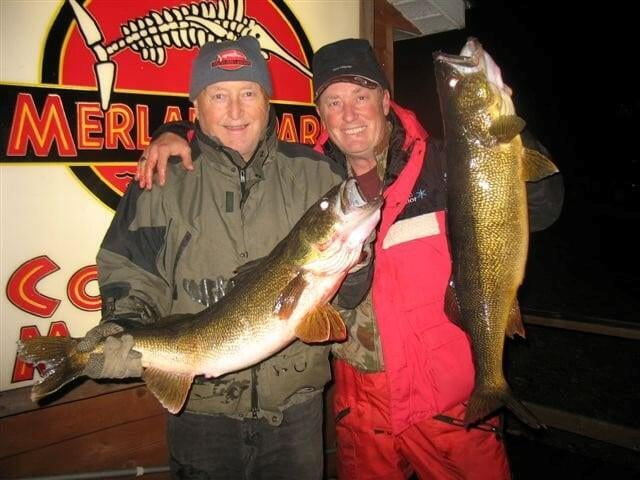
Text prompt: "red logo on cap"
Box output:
[[211, 49, 251, 71]]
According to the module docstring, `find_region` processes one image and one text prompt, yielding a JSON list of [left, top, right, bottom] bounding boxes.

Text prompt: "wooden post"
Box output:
[[362, 0, 421, 94]]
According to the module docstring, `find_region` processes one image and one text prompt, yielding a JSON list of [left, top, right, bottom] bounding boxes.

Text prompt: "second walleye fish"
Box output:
[[434, 38, 559, 428]]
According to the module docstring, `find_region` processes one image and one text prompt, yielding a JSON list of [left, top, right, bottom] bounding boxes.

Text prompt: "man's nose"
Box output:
[[228, 97, 242, 119], [342, 101, 356, 122]]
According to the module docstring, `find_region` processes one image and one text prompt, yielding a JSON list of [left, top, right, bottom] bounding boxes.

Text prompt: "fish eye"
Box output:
[[448, 78, 459, 88], [319, 199, 329, 210]]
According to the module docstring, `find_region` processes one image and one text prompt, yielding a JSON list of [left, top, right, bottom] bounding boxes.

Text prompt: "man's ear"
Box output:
[[315, 105, 326, 129], [193, 100, 199, 120], [382, 89, 391, 116]]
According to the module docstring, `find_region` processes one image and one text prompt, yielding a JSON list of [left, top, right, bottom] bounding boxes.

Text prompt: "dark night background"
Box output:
[[392, 2, 640, 477], [395, 0, 640, 326]]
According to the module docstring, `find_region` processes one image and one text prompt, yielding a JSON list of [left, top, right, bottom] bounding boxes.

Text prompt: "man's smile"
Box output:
[[343, 126, 366, 135]]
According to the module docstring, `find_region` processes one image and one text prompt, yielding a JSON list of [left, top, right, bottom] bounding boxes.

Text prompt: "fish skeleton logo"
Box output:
[[5, 0, 315, 210], [212, 49, 251, 70]]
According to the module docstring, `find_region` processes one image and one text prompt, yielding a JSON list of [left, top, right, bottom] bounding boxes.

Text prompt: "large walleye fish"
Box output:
[[434, 38, 558, 428], [18, 178, 382, 414]]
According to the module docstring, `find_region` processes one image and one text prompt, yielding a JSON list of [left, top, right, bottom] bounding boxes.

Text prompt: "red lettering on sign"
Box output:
[[278, 113, 298, 143], [77, 102, 104, 149], [67, 265, 101, 311], [163, 106, 183, 123], [136, 104, 151, 150], [6, 256, 61, 318], [105, 103, 135, 150], [300, 115, 320, 145], [6, 93, 77, 156]]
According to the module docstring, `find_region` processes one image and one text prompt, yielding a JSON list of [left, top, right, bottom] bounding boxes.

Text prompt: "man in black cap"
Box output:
[[138, 38, 562, 480], [86, 36, 351, 479], [312, 38, 513, 480]]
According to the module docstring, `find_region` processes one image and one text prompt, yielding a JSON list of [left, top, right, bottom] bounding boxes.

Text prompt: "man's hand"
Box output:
[[137, 132, 193, 190], [79, 323, 143, 379]]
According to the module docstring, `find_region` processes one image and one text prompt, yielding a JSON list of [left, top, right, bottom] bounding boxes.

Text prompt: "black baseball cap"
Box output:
[[312, 38, 390, 101]]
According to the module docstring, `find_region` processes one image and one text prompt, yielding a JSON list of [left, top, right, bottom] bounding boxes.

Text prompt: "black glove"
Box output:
[[78, 322, 143, 379], [335, 231, 376, 309]]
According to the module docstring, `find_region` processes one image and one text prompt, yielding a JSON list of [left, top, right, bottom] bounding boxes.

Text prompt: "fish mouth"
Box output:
[[433, 42, 481, 75], [434, 38, 511, 96], [304, 178, 382, 276], [338, 178, 382, 249]]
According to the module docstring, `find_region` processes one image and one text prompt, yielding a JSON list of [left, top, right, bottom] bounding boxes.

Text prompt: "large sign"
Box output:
[[0, 0, 360, 392]]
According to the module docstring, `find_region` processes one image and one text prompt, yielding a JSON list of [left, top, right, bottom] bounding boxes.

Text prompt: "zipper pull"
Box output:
[[239, 168, 248, 206]]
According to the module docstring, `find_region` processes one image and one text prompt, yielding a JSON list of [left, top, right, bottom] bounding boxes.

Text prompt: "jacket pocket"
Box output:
[[257, 342, 331, 411], [420, 319, 474, 411]]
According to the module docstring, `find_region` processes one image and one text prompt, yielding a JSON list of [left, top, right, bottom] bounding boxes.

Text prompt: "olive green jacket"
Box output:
[[97, 109, 344, 424]]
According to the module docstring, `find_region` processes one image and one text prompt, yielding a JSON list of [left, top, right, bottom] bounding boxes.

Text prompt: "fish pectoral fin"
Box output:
[[295, 304, 347, 343], [274, 272, 308, 320], [142, 367, 193, 414], [444, 281, 463, 327], [522, 148, 559, 182], [489, 115, 526, 143], [324, 304, 347, 342], [506, 300, 526, 338]]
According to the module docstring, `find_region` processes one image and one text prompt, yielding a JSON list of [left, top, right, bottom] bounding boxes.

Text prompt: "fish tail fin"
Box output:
[[17, 336, 85, 401], [465, 384, 544, 430], [502, 391, 544, 429]]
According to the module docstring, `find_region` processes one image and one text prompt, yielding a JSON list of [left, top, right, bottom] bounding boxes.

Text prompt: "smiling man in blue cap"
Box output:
[[87, 36, 352, 479]]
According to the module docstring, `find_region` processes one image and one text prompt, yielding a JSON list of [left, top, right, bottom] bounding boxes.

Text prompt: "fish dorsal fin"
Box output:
[[274, 272, 308, 320], [295, 303, 347, 343], [226, 258, 264, 295], [142, 367, 193, 414], [505, 300, 526, 339], [489, 115, 526, 143], [231, 257, 263, 282], [444, 280, 463, 327], [522, 148, 559, 182]]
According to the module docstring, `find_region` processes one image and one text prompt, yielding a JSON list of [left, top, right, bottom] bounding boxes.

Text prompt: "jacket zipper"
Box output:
[[220, 147, 255, 414], [239, 167, 247, 205], [216, 146, 247, 205]]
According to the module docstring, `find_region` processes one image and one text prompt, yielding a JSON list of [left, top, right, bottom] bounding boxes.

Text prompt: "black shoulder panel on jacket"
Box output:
[[100, 184, 166, 278], [279, 141, 346, 177], [396, 137, 447, 221]]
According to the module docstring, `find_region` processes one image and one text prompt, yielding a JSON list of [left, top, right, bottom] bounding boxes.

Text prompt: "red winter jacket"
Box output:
[[316, 102, 475, 434]]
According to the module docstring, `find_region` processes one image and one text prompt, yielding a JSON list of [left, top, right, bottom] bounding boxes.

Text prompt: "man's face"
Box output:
[[195, 81, 270, 161], [316, 82, 390, 162]]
